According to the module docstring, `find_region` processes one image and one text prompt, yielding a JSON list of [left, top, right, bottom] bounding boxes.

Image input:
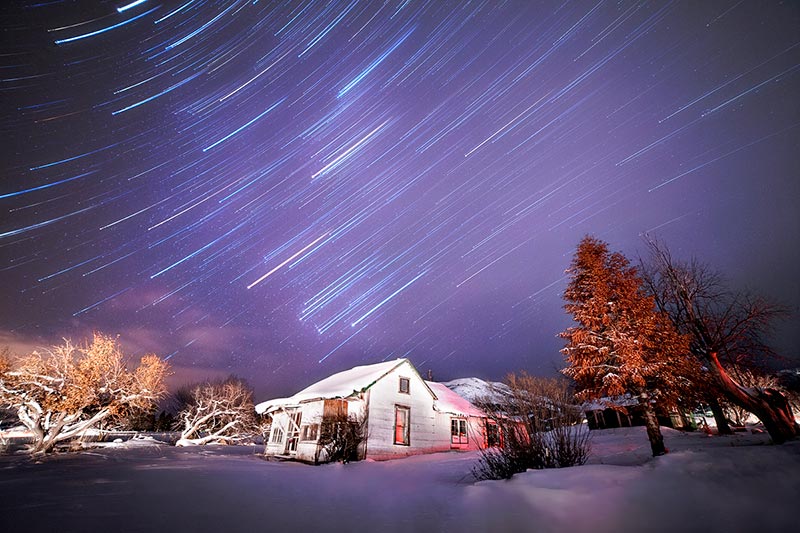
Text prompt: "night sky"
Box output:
[[2, 1, 798, 399]]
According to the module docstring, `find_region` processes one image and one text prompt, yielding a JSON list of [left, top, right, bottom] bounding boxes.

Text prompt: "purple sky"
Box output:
[[1, 1, 798, 400]]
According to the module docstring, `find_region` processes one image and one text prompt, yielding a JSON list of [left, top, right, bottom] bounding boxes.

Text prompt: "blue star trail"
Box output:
[[1, 1, 798, 397]]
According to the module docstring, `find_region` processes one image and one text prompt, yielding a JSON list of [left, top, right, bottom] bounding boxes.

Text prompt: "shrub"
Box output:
[[317, 409, 366, 463], [473, 373, 590, 480]]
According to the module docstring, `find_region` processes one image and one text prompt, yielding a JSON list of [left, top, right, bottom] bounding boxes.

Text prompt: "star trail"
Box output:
[[1, 1, 798, 397]]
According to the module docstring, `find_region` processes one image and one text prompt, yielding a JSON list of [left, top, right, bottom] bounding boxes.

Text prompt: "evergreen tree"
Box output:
[[560, 236, 695, 456]]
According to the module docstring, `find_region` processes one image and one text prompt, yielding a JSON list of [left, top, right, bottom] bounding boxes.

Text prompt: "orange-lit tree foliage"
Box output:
[[560, 236, 696, 456], [0, 333, 169, 454]]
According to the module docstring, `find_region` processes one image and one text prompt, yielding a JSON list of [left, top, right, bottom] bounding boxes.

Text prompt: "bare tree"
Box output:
[[641, 237, 798, 443], [723, 367, 786, 426], [473, 373, 590, 480], [256, 412, 272, 444], [0, 348, 17, 431], [0, 333, 169, 454], [175, 377, 256, 446]]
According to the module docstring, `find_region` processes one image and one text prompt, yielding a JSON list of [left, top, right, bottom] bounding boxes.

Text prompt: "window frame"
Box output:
[[399, 376, 410, 394], [451, 418, 468, 444], [301, 423, 319, 441], [285, 411, 303, 453], [270, 426, 284, 444], [486, 421, 501, 447]]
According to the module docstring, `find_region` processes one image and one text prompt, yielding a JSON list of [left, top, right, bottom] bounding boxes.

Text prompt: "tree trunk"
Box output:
[[709, 352, 798, 444], [640, 397, 666, 456], [707, 397, 732, 435], [22, 408, 111, 455], [18, 406, 45, 453], [26, 410, 66, 455], [678, 409, 692, 430]]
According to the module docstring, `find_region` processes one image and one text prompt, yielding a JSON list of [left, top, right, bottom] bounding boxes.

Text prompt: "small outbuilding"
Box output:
[[583, 395, 693, 430], [256, 359, 493, 463]]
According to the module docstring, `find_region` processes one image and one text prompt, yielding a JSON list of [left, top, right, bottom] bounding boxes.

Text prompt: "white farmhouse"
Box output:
[[256, 359, 494, 463]]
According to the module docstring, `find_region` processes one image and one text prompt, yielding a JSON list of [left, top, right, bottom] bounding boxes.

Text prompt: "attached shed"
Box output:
[[427, 381, 495, 451], [256, 359, 492, 463]]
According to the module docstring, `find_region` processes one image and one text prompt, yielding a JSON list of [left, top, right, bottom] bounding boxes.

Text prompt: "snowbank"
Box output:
[[468, 428, 800, 532], [0, 427, 797, 532]]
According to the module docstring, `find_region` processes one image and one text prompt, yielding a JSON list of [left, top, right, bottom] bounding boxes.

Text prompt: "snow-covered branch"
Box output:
[[174, 377, 256, 446], [0, 333, 169, 454]]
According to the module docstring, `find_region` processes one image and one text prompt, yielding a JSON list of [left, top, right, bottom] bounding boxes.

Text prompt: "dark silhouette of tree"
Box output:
[[640, 237, 798, 443], [560, 236, 696, 456]]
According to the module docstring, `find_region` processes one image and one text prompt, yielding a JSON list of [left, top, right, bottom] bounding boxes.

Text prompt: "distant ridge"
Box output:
[[441, 377, 511, 405]]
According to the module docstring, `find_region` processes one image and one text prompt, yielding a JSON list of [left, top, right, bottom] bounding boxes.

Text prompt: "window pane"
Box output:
[[487, 423, 500, 447]]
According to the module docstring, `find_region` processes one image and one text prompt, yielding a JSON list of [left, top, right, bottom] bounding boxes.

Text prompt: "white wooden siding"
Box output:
[[262, 358, 489, 462], [364, 360, 449, 459]]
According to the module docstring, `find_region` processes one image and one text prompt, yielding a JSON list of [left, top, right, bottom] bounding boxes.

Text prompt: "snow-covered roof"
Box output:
[[441, 377, 512, 406], [582, 394, 640, 411], [426, 381, 486, 418], [256, 358, 433, 414]]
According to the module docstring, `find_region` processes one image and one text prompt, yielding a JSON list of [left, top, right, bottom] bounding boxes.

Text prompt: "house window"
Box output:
[[301, 424, 319, 441], [394, 405, 410, 445], [399, 377, 410, 394], [286, 411, 303, 453], [270, 426, 284, 444], [486, 422, 500, 447], [451, 418, 468, 444]]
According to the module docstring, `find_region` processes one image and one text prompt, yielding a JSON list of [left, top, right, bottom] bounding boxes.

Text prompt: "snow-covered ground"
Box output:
[[0, 427, 797, 532]]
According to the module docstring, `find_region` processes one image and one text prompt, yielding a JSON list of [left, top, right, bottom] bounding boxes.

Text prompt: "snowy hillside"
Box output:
[[778, 368, 800, 390], [441, 377, 511, 405]]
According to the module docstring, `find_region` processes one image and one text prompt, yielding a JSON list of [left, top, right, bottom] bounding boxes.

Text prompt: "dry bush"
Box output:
[[473, 373, 590, 480], [317, 409, 366, 463]]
